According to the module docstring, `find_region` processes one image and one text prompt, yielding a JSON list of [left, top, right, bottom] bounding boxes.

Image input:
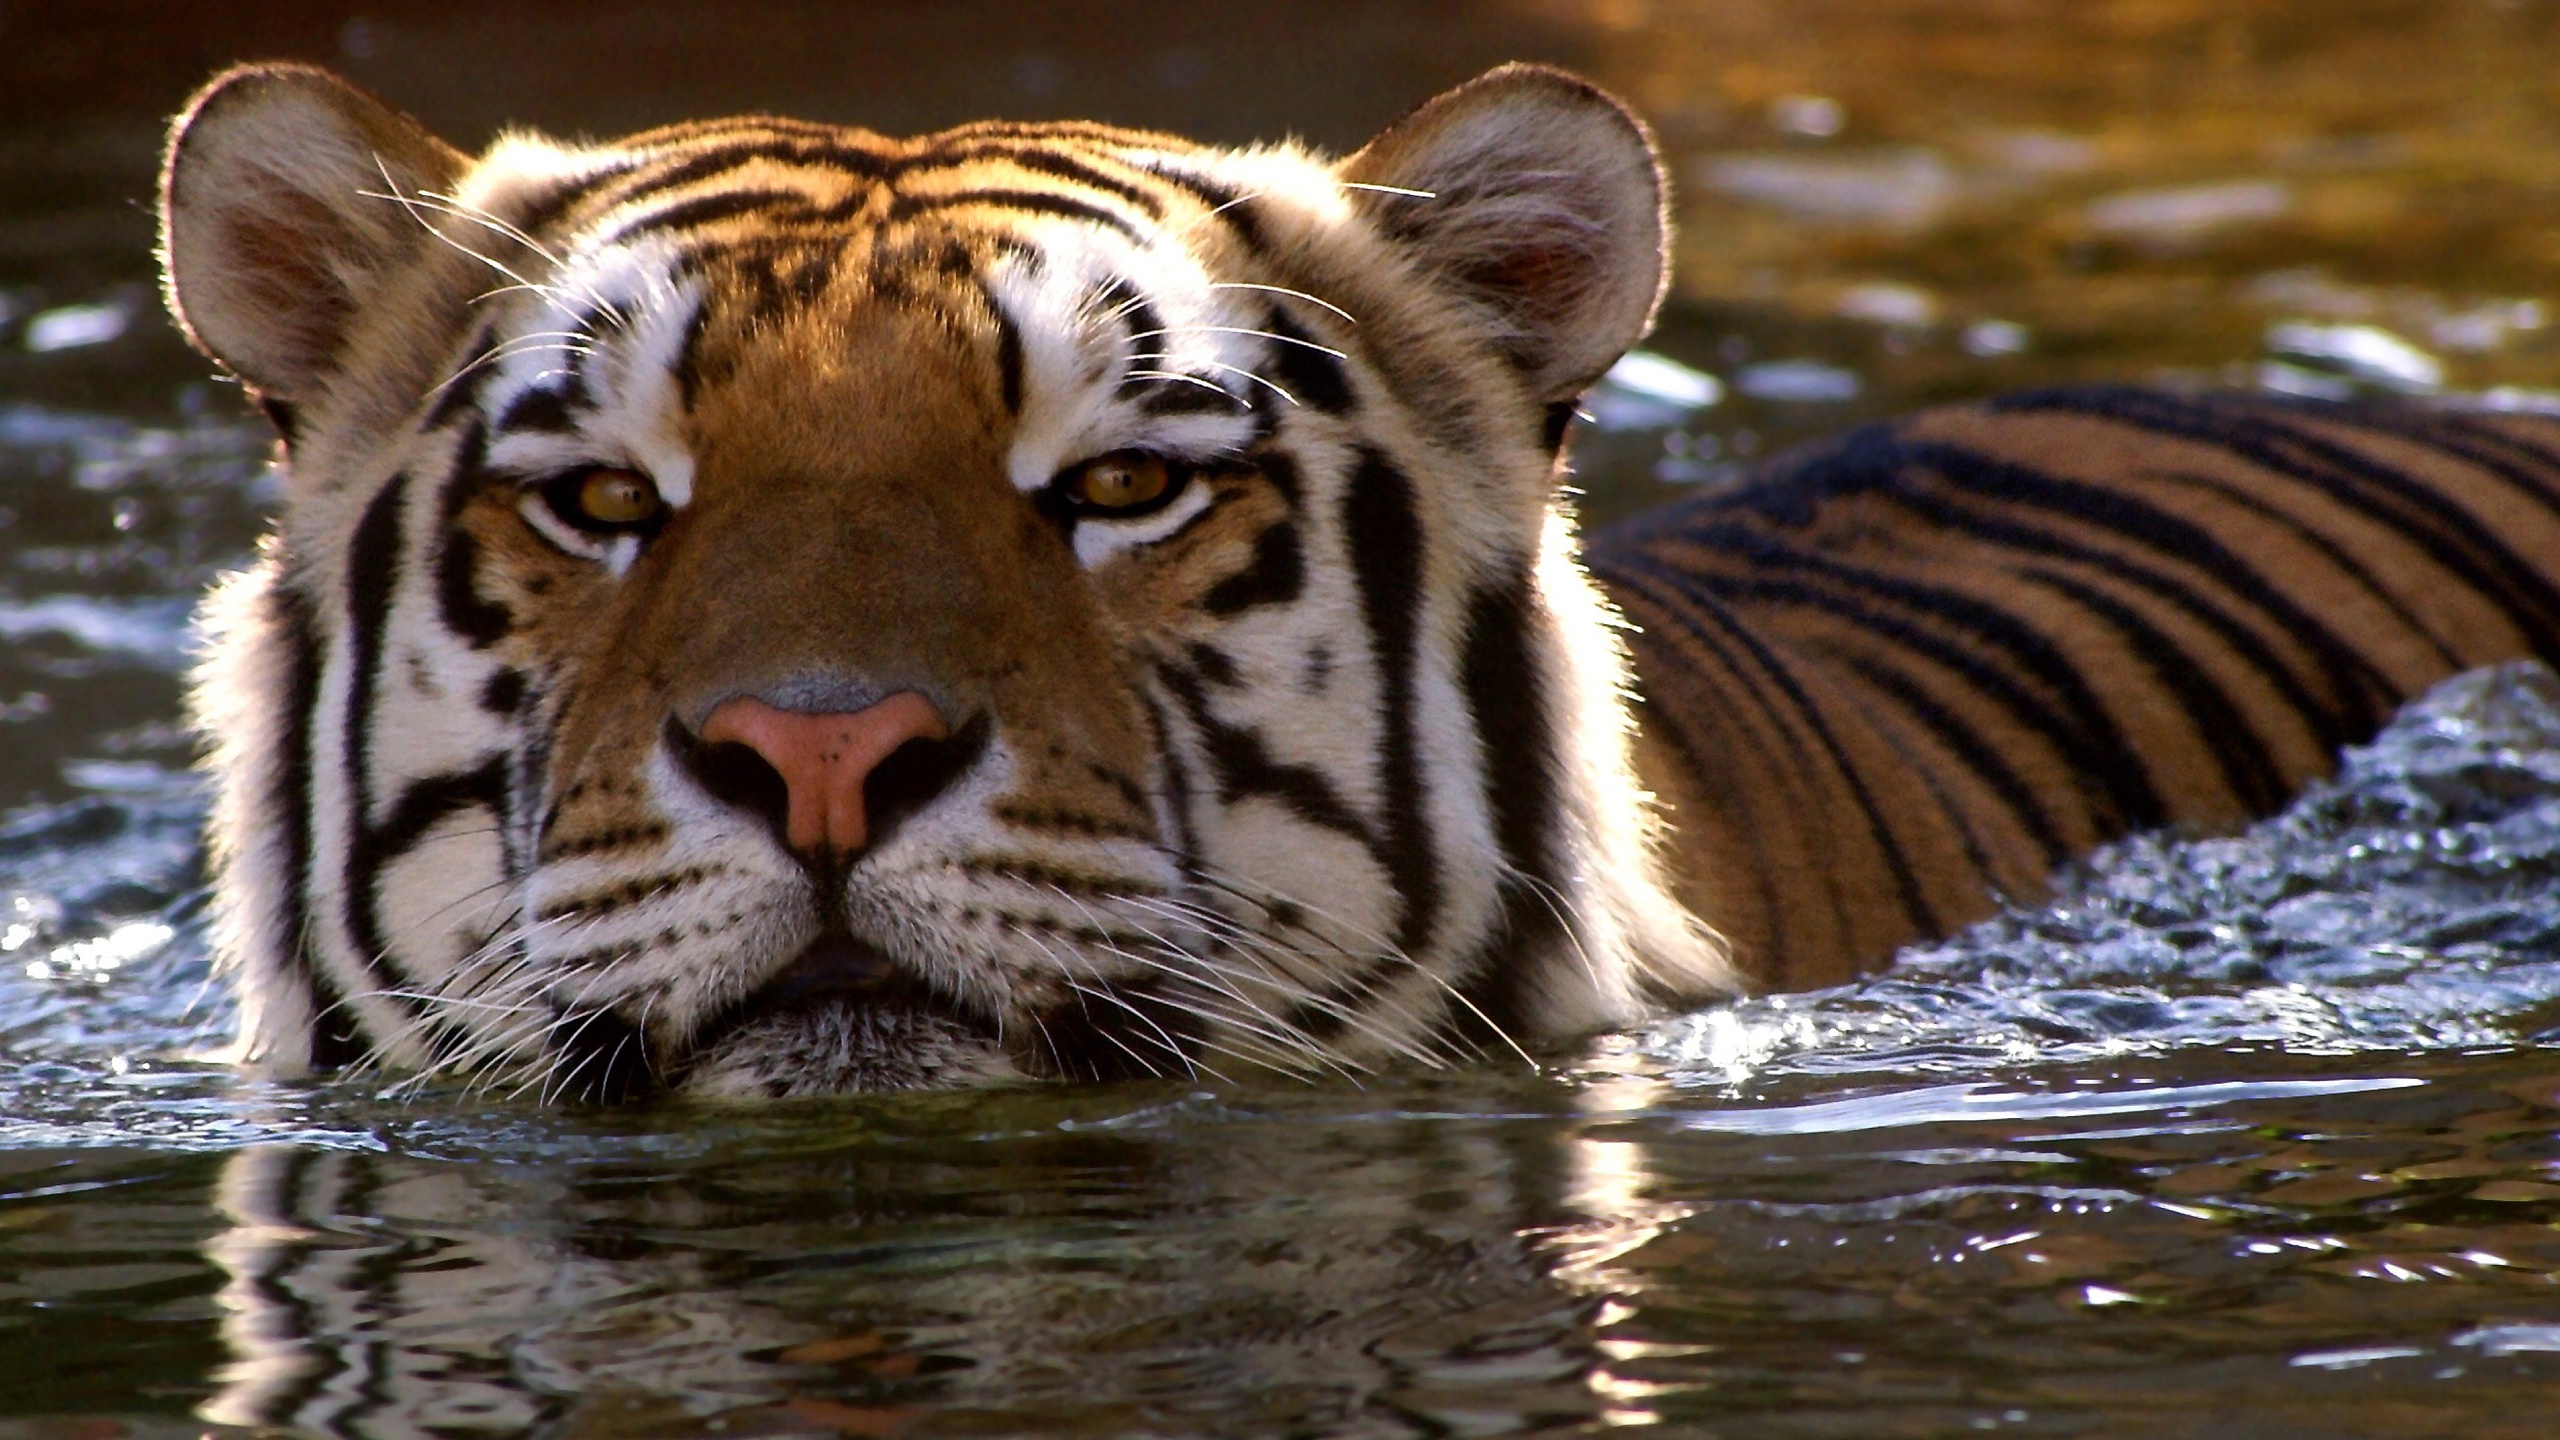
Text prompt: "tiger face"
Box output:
[[160, 62, 1732, 1098]]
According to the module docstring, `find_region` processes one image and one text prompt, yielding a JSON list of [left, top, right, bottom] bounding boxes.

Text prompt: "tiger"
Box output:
[[155, 60, 2560, 1101]]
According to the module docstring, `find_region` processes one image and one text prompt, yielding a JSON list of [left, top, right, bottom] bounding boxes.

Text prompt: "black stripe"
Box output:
[[1636, 539, 2168, 834], [1657, 569, 1945, 939], [494, 382, 580, 436], [435, 426, 513, 649], [1133, 162, 1270, 253], [1835, 650, 2072, 871], [1201, 520, 1303, 615], [941, 143, 1168, 219], [1605, 574, 1826, 970], [2151, 462, 2464, 671], [1263, 308, 1354, 414], [973, 277, 1025, 414], [479, 668, 526, 715], [1896, 439, 2395, 750], [1834, 654, 2015, 893], [2401, 408, 2560, 499], [612, 185, 822, 243], [1542, 400, 1578, 457], [1131, 374, 1248, 416], [883, 187, 1145, 242], [938, 118, 1147, 145], [1609, 569, 1842, 812], [508, 162, 640, 243], [1451, 570, 1566, 1044], [2016, 564, 2290, 814], [257, 397, 299, 447], [1187, 642, 1240, 687], [338, 479, 484, 1052], [1257, 448, 1303, 506], [542, 1005, 660, 1104], [1157, 663, 1372, 848], [596, 136, 890, 212], [2005, 389, 2560, 650], [1638, 500, 2173, 831], [338, 476, 412, 993], [1030, 971, 1201, 1083], [371, 761, 511, 863], [263, 576, 363, 1070], [1135, 687, 1202, 881], [1343, 449, 1440, 959], [673, 292, 716, 412], [1607, 556, 1945, 937], [422, 324, 498, 433]]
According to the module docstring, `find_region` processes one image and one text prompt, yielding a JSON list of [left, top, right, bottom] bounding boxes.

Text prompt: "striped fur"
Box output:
[[159, 62, 2560, 1101], [164, 63, 1714, 1098], [1593, 387, 2560, 990]]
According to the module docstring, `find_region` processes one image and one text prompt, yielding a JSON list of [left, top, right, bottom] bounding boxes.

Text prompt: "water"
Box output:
[[4, 3, 2560, 1434]]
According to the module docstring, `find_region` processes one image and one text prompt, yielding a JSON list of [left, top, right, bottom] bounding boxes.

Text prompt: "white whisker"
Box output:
[[1206, 281, 1358, 325], [1128, 325, 1348, 360]]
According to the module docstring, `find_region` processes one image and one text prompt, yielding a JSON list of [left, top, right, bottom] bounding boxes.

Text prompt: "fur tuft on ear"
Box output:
[[1341, 64, 1669, 403], [159, 63, 467, 404]]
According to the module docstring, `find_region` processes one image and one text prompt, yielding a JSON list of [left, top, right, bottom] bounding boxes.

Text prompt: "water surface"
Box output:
[[4, 3, 2560, 1435]]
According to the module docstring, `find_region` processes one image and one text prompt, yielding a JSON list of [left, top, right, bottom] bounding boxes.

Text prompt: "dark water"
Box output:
[[5, 3, 2560, 1435]]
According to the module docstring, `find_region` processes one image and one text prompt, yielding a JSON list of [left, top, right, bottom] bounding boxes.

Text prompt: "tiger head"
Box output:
[[159, 61, 1733, 1099]]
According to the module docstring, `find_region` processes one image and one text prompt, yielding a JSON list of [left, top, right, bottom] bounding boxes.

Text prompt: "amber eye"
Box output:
[[577, 468, 662, 525], [1062, 452, 1173, 512], [543, 466, 665, 533]]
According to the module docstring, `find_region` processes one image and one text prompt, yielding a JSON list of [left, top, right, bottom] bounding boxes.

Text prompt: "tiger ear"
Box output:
[[1340, 64, 1669, 402], [159, 63, 468, 405]]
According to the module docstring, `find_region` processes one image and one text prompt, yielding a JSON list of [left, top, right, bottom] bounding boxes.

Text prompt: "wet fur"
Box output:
[[165, 63, 1719, 1098]]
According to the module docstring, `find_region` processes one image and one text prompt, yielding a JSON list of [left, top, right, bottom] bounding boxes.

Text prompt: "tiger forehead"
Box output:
[[549, 117, 1224, 265], [464, 116, 1313, 507]]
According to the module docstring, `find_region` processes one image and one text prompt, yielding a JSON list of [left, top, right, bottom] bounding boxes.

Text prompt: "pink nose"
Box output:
[[698, 692, 950, 854]]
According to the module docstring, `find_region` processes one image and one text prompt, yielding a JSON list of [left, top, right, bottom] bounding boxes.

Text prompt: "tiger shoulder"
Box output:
[[151, 59, 2560, 1098]]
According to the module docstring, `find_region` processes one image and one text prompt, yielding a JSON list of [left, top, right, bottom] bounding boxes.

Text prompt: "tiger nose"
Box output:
[[696, 693, 950, 855]]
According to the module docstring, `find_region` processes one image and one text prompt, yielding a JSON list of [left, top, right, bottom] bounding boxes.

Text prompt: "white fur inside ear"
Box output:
[[1339, 65, 1668, 400]]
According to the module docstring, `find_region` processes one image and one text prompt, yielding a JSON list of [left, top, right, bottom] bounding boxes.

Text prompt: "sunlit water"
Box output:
[[5, 3, 2560, 1436]]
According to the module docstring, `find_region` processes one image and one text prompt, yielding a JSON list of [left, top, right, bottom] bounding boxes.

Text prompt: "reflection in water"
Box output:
[[207, 1149, 831, 1432], [197, 1105, 1685, 1436], [183, 1051, 2560, 1437]]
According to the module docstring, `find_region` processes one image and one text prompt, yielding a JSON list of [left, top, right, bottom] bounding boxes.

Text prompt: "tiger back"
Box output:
[[1593, 387, 2560, 989]]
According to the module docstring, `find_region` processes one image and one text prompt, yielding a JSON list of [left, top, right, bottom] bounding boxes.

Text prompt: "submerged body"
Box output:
[[1595, 387, 2560, 990], [154, 62, 2560, 1098]]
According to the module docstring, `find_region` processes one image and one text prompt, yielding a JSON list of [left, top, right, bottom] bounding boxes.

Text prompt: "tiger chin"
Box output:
[[161, 62, 1731, 1100]]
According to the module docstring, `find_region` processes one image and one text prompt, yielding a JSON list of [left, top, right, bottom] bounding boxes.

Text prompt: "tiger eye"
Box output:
[[1070, 453, 1171, 509], [576, 468, 662, 526]]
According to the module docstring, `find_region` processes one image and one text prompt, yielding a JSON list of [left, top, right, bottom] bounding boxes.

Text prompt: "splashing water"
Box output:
[[1618, 662, 2560, 1096]]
